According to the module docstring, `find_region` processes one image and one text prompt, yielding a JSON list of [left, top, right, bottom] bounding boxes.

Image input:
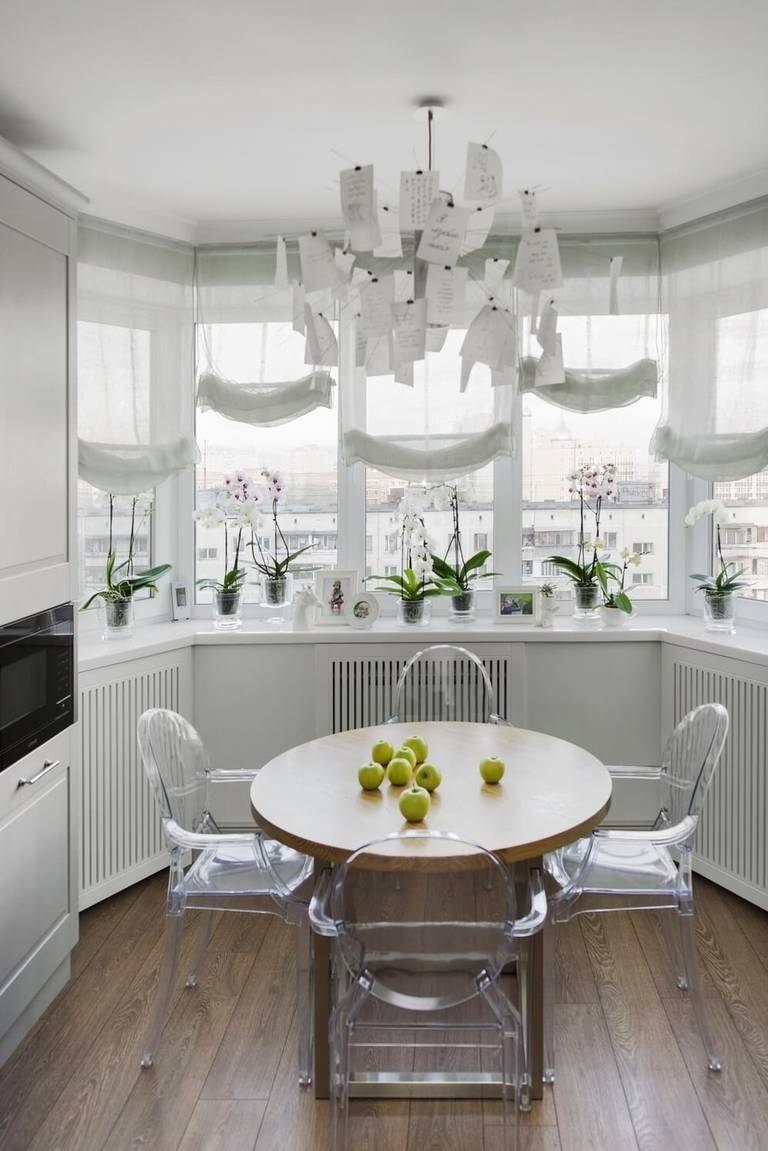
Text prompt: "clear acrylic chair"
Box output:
[[309, 830, 547, 1151], [137, 707, 314, 1080], [543, 702, 729, 1079], [385, 644, 508, 724]]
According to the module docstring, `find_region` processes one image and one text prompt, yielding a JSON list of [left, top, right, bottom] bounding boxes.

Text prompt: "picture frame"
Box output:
[[348, 591, 380, 630], [171, 581, 191, 622], [315, 569, 359, 625], [495, 585, 538, 623]]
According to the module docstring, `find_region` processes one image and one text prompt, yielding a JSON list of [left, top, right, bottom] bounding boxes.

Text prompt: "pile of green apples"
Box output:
[[358, 735, 441, 823]]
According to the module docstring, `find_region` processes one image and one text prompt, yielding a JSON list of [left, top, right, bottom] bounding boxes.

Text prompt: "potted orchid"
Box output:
[[546, 463, 617, 619], [368, 494, 442, 625], [247, 468, 317, 607], [685, 499, 749, 632], [596, 548, 641, 627], [195, 472, 260, 629], [81, 494, 171, 638], [428, 484, 498, 621]]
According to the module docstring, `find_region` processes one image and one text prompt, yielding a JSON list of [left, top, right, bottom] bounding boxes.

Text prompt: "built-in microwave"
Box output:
[[0, 604, 74, 772]]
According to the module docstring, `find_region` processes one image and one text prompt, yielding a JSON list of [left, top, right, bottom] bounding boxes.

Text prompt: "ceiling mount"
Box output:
[[412, 98, 448, 121]]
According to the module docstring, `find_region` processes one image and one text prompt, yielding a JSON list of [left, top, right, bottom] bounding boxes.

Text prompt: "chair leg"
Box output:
[[542, 919, 556, 1084], [186, 908, 214, 988], [678, 908, 722, 1072], [295, 913, 314, 1086], [140, 908, 184, 1067], [660, 909, 687, 990], [515, 944, 532, 1109], [330, 1009, 351, 1151]]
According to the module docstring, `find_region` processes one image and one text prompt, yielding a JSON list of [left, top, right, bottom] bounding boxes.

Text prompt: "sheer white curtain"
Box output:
[[77, 222, 197, 494], [654, 201, 768, 479]]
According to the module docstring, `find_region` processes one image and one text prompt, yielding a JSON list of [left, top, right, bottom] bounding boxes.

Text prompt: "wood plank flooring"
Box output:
[[1, 872, 768, 1151]]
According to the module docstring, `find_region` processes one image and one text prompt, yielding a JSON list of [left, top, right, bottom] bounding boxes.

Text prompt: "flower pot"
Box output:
[[213, 589, 242, 631], [600, 605, 630, 628], [398, 599, 431, 627], [262, 574, 293, 609], [573, 584, 600, 622], [449, 590, 474, 621], [102, 597, 134, 640], [703, 589, 736, 633]]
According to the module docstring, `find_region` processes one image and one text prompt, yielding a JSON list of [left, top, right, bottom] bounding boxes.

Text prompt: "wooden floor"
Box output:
[[1, 873, 768, 1151]]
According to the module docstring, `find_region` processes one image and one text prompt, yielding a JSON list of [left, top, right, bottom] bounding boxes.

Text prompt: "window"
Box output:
[[633, 542, 654, 555], [522, 315, 669, 598], [365, 535, 373, 552], [631, 572, 655, 585], [474, 532, 489, 551], [713, 475, 768, 601], [197, 546, 218, 561], [195, 322, 338, 600], [77, 484, 153, 599]]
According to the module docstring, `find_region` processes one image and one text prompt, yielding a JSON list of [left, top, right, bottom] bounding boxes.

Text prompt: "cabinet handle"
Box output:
[[17, 759, 61, 788]]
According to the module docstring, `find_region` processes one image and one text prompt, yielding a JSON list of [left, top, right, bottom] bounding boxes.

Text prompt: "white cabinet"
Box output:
[[0, 728, 77, 1063]]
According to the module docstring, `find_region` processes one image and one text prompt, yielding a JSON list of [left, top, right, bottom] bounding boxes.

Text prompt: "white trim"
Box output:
[[0, 135, 88, 218], [658, 170, 768, 232]]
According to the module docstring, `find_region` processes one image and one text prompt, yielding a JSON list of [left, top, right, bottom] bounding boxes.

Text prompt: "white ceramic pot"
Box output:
[[599, 605, 630, 628]]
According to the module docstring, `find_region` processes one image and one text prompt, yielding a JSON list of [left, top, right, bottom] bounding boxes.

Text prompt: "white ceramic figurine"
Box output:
[[292, 585, 321, 631]]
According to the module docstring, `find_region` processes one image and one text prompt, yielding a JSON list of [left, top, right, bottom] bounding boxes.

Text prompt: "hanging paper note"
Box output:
[[460, 305, 510, 386], [274, 236, 289, 290], [512, 230, 563, 293], [499, 310, 517, 367], [536, 299, 558, 356], [426, 326, 448, 353], [298, 232, 341, 294], [334, 247, 356, 282], [460, 205, 495, 256], [392, 298, 427, 364], [304, 306, 338, 367], [425, 264, 467, 326], [354, 316, 368, 369], [359, 276, 394, 338], [339, 165, 380, 250], [365, 333, 394, 376], [292, 282, 305, 335], [395, 362, 414, 387], [609, 255, 624, 315], [373, 202, 403, 258], [484, 257, 509, 297], [394, 268, 415, 302], [416, 200, 471, 265], [519, 189, 538, 231], [536, 334, 566, 386], [399, 170, 440, 231], [464, 142, 503, 202]]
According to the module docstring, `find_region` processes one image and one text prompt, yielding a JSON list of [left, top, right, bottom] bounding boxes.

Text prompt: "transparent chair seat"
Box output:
[[183, 838, 313, 899], [548, 836, 679, 896]]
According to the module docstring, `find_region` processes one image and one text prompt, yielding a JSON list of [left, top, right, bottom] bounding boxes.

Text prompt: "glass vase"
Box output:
[[573, 583, 600, 621], [262, 574, 293, 608], [102, 597, 134, 640], [398, 599, 431, 627], [450, 590, 474, 622], [703, 590, 736, 633], [213, 589, 242, 631]]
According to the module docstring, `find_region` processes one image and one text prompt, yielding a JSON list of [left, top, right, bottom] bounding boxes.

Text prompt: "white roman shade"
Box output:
[[197, 369, 334, 426], [519, 357, 658, 412]]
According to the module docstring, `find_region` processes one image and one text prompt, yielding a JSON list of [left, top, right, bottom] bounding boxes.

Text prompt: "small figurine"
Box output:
[[537, 583, 559, 629], [292, 585, 321, 631]]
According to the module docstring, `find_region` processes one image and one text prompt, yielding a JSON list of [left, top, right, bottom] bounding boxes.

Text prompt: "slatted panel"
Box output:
[[673, 659, 767, 892], [330, 654, 509, 733], [79, 662, 181, 905]]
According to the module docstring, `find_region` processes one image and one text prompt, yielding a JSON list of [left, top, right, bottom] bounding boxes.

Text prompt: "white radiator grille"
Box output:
[[79, 661, 182, 906], [330, 654, 509, 733], [673, 659, 767, 893]]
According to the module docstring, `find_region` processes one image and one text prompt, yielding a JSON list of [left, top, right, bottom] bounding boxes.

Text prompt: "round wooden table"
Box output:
[[251, 721, 611, 1102]]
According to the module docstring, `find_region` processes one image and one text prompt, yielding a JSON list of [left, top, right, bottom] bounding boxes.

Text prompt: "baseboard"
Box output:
[[693, 856, 768, 912], [79, 854, 168, 910]]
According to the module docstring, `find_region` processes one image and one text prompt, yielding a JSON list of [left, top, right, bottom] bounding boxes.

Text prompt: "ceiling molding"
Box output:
[[658, 168, 768, 231], [0, 133, 88, 217]]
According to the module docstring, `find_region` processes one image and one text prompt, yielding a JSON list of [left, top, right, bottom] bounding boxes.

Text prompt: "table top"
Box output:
[[249, 721, 612, 869]]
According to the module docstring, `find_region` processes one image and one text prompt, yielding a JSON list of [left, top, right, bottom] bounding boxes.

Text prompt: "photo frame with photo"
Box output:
[[315, 569, 359, 625], [348, 591, 380, 630], [171, 581, 191, 622], [495, 585, 539, 623]]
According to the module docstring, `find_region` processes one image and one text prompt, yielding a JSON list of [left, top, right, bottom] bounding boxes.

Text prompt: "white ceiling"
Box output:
[[2, 0, 768, 241]]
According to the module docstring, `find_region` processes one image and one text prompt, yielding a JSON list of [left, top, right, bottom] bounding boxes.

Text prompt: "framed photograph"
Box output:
[[348, 591, 380, 630], [171, 581, 191, 622], [315, 570, 359, 625], [495, 586, 538, 623]]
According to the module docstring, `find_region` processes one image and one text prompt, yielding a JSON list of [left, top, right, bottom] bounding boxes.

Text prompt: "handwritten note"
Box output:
[[512, 229, 563, 293], [365, 333, 394, 376], [417, 200, 470, 265], [359, 276, 394, 338], [292, 282, 305, 335], [395, 362, 414, 387], [304, 307, 338, 367], [536, 299, 558, 356], [609, 255, 623, 315], [460, 304, 510, 370], [334, 247, 356, 282], [464, 142, 503, 202], [298, 232, 341, 294], [339, 165, 381, 251], [460, 205, 495, 255], [373, 201, 403, 259], [425, 264, 467, 326], [274, 236, 289, 289], [536, 334, 566, 386], [484, 257, 509, 297], [392, 298, 427, 364], [426, 325, 448, 353], [399, 170, 440, 231], [519, 188, 538, 231], [394, 268, 415, 302], [354, 317, 368, 368]]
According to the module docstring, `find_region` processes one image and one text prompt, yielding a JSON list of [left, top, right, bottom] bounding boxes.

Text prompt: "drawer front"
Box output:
[[0, 728, 70, 813]]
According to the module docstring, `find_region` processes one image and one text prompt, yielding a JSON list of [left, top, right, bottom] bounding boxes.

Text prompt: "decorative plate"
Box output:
[[348, 592, 380, 629]]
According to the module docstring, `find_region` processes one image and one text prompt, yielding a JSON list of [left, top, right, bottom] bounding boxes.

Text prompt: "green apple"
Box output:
[[415, 762, 441, 792], [386, 756, 413, 786], [397, 745, 417, 770], [371, 739, 395, 766], [399, 784, 431, 823], [402, 735, 429, 764], [479, 756, 506, 784], [358, 762, 385, 791]]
